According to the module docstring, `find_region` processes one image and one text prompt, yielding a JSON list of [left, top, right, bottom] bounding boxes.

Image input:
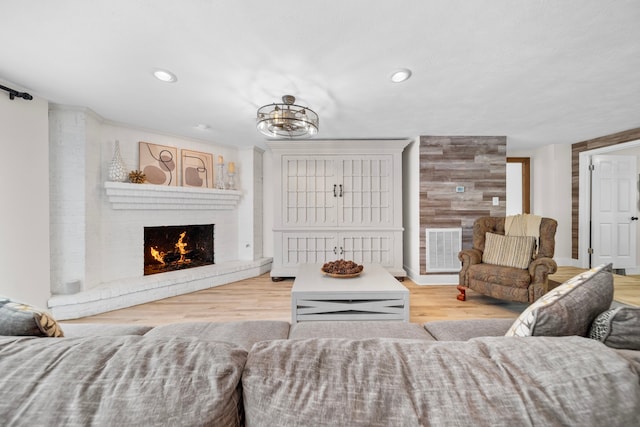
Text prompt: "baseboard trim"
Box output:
[[404, 264, 458, 285]]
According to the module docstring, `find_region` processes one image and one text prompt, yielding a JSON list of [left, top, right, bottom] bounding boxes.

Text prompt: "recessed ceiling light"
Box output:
[[153, 69, 177, 83], [390, 69, 412, 83], [195, 124, 210, 131]]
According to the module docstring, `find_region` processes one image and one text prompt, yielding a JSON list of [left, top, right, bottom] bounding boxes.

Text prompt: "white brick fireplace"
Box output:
[[47, 106, 270, 319]]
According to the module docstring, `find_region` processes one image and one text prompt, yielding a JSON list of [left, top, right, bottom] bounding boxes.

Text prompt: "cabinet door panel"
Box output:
[[339, 232, 394, 267], [281, 233, 339, 266], [339, 157, 392, 227], [283, 157, 337, 226]]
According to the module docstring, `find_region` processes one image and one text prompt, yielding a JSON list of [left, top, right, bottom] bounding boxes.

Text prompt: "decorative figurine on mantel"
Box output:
[[108, 140, 128, 182], [216, 155, 226, 189], [128, 170, 146, 183], [227, 161, 236, 190]]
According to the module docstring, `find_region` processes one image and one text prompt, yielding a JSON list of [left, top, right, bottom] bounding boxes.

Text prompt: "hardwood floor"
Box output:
[[550, 267, 640, 307], [63, 274, 528, 326], [63, 266, 640, 327]]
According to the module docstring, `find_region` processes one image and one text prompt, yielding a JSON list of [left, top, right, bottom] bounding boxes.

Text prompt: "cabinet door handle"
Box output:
[[340, 246, 344, 255], [333, 184, 337, 197], [333, 246, 338, 255], [339, 184, 343, 197]]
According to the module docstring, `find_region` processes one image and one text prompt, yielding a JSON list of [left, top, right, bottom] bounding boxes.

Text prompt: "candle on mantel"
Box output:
[[218, 155, 223, 164], [228, 162, 235, 173]]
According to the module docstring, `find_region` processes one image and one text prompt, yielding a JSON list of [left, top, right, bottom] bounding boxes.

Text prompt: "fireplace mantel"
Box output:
[[104, 182, 242, 210]]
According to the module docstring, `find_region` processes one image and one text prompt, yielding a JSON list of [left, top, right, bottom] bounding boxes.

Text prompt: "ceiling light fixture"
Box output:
[[390, 69, 412, 83], [153, 69, 177, 83], [256, 95, 319, 138]]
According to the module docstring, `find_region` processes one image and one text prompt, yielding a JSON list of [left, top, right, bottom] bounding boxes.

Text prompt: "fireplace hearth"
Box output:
[[144, 224, 214, 275]]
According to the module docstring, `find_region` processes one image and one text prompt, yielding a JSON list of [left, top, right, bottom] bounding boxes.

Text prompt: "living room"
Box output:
[[2, 1, 639, 314], [2, 2, 640, 424]]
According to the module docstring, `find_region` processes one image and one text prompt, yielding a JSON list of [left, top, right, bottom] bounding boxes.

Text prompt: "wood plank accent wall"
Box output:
[[571, 127, 640, 259], [419, 136, 506, 274]]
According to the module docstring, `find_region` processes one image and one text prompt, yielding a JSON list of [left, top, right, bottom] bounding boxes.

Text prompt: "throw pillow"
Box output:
[[0, 300, 64, 337], [505, 263, 613, 337], [589, 306, 640, 350], [482, 232, 536, 269]]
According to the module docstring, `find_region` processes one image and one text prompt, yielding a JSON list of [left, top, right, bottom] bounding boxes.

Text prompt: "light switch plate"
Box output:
[[492, 197, 499, 206], [455, 186, 464, 193]]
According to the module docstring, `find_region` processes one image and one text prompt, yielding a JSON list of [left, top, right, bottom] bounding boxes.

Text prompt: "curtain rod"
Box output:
[[0, 84, 32, 100]]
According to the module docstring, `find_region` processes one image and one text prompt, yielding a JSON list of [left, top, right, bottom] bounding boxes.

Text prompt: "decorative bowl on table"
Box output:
[[321, 259, 364, 278]]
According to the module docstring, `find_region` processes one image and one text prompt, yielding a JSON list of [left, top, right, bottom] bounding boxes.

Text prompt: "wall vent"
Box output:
[[425, 228, 462, 272]]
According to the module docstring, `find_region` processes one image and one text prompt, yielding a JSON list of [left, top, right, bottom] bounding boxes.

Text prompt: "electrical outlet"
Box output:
[[492, 197, 499, 206]]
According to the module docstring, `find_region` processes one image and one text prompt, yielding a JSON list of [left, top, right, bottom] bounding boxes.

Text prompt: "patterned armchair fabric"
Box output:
[[457, 216, 558, 303]]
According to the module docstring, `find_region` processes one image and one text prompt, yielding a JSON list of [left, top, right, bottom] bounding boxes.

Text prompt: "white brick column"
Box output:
[[237, 146, 264, 260], [49, 106, 89, 294]]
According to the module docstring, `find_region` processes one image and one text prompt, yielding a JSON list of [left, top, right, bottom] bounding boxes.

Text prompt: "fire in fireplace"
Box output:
[[144, 224, 214, 275]]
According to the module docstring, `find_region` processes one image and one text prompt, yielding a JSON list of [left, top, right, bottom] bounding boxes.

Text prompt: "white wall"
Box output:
[[262, 149, 275, 258], [0, 84, 51, 307], [508, 143, 573, 266], [506, 162, 523, 215], [534, 144, 572, 265]]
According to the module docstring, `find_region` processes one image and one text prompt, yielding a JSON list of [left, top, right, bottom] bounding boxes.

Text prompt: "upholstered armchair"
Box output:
[[457, 216, 558, 303]]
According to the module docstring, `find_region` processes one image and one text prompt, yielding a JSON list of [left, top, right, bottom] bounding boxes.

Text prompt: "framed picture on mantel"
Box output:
[[181, 149, 214, 188], [139, 142, 178, 186]]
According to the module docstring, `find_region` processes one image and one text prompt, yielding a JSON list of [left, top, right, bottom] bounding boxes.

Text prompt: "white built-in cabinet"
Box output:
[[267, 139, 410, 279]]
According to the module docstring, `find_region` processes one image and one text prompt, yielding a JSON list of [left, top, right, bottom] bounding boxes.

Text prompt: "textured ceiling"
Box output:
[[1, 0, 639, 151]]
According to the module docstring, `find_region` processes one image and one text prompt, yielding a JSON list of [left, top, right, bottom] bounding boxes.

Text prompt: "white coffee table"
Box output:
[[291, 263, 410, 323]]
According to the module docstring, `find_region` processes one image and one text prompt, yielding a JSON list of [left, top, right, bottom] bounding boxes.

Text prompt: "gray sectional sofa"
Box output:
[[0, 318, 638, 426], [1, 264, 639, 426]]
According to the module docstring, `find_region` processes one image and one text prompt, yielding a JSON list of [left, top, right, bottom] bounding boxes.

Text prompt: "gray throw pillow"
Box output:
[[506, 263, 613, 337], [0, 299, 64, 337], [589, 306, 640, 350]]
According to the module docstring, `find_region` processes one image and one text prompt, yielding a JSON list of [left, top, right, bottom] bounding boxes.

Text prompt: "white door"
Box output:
[[591, 154, 638, 269]]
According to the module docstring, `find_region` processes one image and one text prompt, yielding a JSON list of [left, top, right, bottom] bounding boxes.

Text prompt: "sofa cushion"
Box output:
[[289, 321, 435, 340], [0, 298, 63, 337], [144, 320, 290, 350], [589, 306, 640, 350], [482, 232, 535, 269], [242, 336, 640, 426], [0, 335, 246, 426], [424, 318, 516, 341], [506, 263, 613, 337]]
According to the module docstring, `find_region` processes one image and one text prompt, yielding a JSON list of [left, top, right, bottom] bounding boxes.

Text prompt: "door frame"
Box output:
[[506, 157, 530, 214], [578, 139, 640, 268]]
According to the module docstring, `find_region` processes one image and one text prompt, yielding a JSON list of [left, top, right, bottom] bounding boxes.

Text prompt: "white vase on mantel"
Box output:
[[108, 140, 128, 182]]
